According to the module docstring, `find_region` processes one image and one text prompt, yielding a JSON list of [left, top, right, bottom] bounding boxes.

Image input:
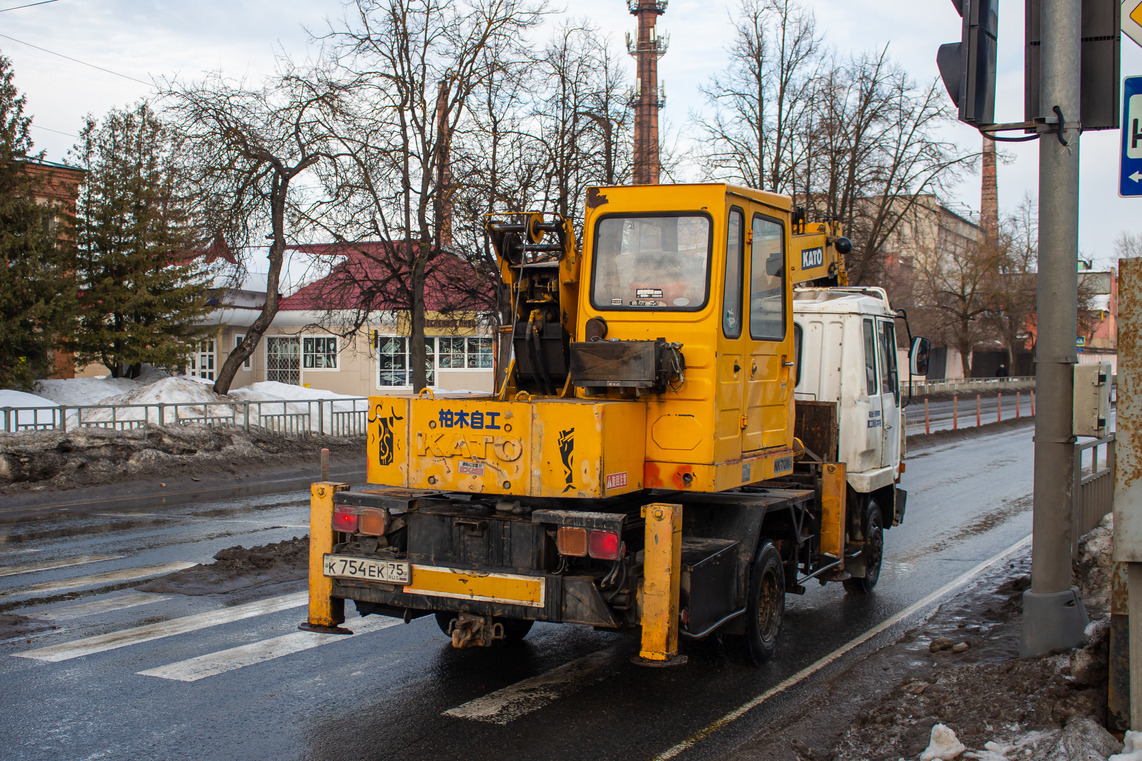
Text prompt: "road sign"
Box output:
[[1122, 77, 1142, 197], [1126, 1, 1142, 49]]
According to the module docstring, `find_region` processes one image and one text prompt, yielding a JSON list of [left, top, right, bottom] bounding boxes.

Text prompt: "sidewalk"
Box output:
[[0, 455, 367, 520]]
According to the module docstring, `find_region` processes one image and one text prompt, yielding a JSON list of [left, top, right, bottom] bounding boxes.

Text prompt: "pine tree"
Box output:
[[73, 102, 213, 378], [0, 54, 78, 390]]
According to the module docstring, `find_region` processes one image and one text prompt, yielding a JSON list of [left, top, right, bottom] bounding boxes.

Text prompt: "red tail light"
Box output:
[[588, 530, 622, 560], [332, 505, 358, 533]]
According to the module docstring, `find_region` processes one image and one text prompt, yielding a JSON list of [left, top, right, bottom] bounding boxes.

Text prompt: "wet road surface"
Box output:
[[0, 423, 1036, 761]]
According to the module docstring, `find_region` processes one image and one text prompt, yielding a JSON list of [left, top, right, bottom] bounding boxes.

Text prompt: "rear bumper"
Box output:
[[332, 567, 626, 628]]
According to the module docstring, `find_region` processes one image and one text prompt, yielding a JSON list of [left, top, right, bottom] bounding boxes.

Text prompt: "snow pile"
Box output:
[[3, 376, 369, 435], [35, 377, 140, 406], [1111, 731, 1142, 761], [0, 390, 60, 432], [920, 724, 965, 760]]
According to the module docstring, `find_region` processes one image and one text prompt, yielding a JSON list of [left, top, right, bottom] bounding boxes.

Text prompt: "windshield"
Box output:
[[590, 215, 711, 310]]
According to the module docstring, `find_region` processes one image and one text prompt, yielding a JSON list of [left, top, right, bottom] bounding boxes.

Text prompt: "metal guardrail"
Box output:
[[1, 398, 371, 437], [907, 376, 1036, 395], [1073, 432, 1116, 557]]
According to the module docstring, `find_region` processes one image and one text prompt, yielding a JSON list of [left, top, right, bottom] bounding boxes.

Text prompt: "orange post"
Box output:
[[1017, 391, 1022, 418], [976, 395, 981, 427], [953, 396, 959, 430], [924, 398, 930, 434], [997, 392, 1002, 422]]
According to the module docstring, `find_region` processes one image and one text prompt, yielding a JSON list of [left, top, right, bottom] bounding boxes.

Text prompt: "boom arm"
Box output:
[[790, 218, 850, 287]]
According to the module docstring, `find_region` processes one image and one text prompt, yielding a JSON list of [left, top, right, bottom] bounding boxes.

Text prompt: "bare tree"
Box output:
[[164, 69, 332, 395], [319, 0, 542, 392], [692, 0, 820, 193], [988, 194, 1039, 369], [1114, 230, 1142, 259], [798, 50, 974, 286]]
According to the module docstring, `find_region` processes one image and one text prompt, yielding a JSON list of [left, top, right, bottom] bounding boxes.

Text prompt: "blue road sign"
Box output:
[[1123, 76, 1142, 198]]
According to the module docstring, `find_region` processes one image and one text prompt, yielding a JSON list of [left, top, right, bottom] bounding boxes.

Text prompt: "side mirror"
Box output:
[[910, 337, 931, 376]]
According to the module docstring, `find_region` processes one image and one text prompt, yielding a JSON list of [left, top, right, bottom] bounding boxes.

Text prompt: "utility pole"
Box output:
[[1019, 0, 1090, 657]]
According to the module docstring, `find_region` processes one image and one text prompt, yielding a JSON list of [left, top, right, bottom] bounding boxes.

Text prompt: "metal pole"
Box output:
[[1020, 0, 1088, 657], [1113, 259, 1142, 725]]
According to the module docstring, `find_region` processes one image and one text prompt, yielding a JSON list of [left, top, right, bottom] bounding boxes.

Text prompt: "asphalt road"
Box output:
[[0, 422, 1037, 761]]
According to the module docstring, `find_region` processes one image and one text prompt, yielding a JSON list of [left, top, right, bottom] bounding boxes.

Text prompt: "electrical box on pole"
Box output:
[[937, 0, 999, 126], [1025, 0, 1121, 130]]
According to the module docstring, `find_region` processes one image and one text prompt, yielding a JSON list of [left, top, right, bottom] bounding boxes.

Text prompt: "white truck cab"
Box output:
[[793, 287, 906, 501]]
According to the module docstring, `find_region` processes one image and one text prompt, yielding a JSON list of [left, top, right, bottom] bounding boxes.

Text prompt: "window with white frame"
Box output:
[[377, 337, 436, 387], [234, 334, 252, 370], [436, 336, 492, 369], [188, 338, 217, 380], [303, 336, 338, 369]]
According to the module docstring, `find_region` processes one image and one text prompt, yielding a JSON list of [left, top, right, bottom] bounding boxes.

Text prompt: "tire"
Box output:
[[434, 612, 534, 643], [741, 541, 785, 666], [843, 503, 884, 595]]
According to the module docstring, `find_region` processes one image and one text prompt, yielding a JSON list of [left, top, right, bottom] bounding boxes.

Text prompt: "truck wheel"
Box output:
[[434, 612, 534, 643], [843, 504, 884, 595], [741, 541, 785, 665]]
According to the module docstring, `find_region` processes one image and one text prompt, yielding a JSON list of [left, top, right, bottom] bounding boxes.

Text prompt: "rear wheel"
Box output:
[[843, 504, 884, 595], [741, 541, 785, 665]]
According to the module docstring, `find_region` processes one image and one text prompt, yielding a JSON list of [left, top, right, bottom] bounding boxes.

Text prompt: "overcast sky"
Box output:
[[3, 0, 1139, 267]]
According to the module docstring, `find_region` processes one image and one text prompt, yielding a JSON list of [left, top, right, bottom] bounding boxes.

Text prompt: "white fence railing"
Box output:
[[1, 398, 371, 436], [907, 376, 1036, 395]]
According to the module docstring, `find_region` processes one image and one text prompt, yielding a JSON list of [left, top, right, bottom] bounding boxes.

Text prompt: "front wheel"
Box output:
[[740, 541, 785, 665], [843, 503, 884, 595]]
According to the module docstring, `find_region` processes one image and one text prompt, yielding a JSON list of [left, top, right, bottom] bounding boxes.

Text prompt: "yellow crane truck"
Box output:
[[301, 183, 929, 665]]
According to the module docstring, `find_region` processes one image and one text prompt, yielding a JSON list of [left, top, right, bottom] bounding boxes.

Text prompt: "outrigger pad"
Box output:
[[298, 622, 354, 635]]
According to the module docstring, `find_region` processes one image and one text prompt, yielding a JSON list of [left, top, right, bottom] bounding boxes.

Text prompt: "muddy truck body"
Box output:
[[302, 183, 929, 664]]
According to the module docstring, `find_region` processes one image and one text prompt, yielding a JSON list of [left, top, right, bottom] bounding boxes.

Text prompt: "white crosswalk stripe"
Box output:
[[443, 646, 620, 724], [14, 591, 308, 662], [0, 554, 123, 578], [0, 561, 196, 599], [138, 615, 402, 682], [26, 592, 169, 621]]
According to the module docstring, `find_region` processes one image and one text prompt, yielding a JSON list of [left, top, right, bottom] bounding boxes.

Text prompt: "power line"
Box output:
[[31, 123, 78, 138], [0, 32, 153, 87], [0, 0, 60, 12]]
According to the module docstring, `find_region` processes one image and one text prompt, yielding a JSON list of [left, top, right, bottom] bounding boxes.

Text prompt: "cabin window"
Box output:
[[879, 321, 899, 401], [862, 319, 877, 395], [590, 214, 712, 311], [723, 208, 744, 338], [749, 215, 786, 340]]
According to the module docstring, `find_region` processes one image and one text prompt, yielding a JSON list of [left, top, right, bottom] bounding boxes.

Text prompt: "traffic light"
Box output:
[[937, 0, 998, 126]]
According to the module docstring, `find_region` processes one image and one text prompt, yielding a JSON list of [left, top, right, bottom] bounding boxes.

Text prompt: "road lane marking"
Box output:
[[26, 592, 169, 621], [0, 554, 123, 578], [444, 646, 621, 724], [655, 534, 1034, 760], [138, 615, 401, 682], [0, 561, 196, 599], [14, 591, 308, 662]]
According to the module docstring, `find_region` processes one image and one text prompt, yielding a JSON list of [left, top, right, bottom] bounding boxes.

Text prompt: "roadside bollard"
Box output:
[[1016, 392, 1021, 418], [976, 395, 981, 427], [1031, 390, 1035, 415], [953, 396, 958, 430], [997, 392, 1002, 422], [924, 398, 930, 435], [321, 448, 330, 481]]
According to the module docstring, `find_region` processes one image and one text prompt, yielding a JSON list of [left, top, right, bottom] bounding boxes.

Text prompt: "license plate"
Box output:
[[323, 554, 411, 584]]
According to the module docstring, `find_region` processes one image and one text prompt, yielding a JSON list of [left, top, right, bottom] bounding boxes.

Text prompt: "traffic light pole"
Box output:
[[1020, 0, 1090, 657]]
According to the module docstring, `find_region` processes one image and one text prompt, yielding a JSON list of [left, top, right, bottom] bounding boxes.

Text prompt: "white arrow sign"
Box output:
[[1133, 171, 1142, 183]]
